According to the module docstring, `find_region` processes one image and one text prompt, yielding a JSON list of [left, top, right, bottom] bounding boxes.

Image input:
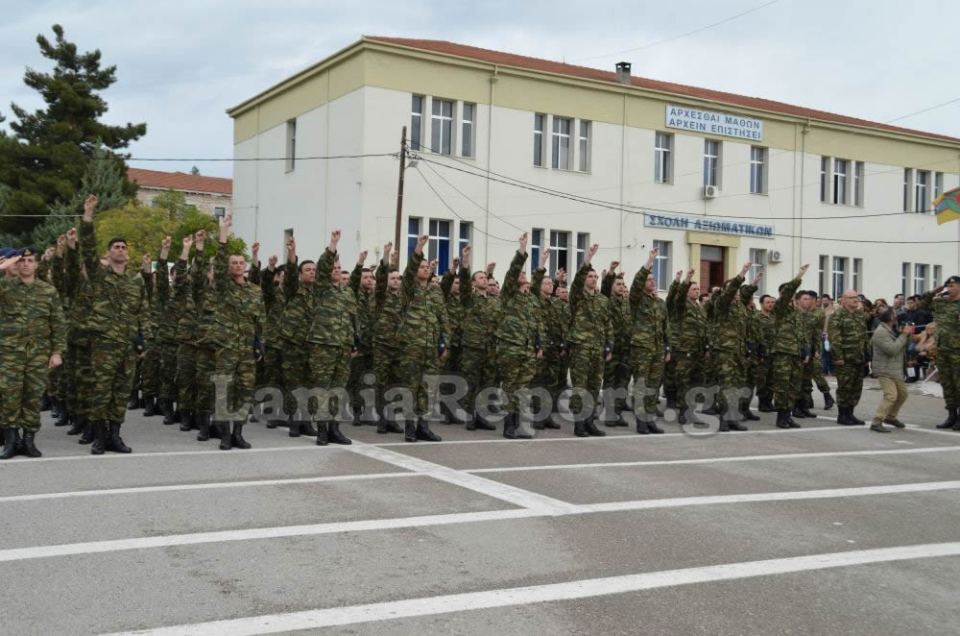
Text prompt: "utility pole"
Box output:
[[394, 126, 407, 251]]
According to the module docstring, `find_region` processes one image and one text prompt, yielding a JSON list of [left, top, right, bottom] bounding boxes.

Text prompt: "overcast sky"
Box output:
[[2, 0, 957, 178]]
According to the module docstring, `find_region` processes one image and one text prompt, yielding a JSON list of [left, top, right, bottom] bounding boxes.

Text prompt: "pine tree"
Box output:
[[0, 24, 146, 237]]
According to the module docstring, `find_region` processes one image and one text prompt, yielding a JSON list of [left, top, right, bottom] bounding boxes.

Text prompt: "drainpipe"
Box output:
[[484, 66, 498, 265]]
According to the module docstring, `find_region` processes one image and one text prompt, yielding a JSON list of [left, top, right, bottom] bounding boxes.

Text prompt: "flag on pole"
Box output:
[[934, 186, 960, 225]]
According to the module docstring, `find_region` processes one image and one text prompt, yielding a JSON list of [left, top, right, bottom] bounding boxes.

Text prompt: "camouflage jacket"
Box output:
[[374, 257, 402, 348], [280, 258, 317, 345], [601, 271, 631, 350], [568, 262, 612, 348], [62, 245, 91, 332], [259, 265, 284, 345], [629, 266, 668, 352], [494, 250, 539, 348], [349, 264, 375, 352], [459, 264, 498, 350], [709, 275, 749, 354], [154, 258, 180, 344], [79, 220, 145, 345], [203, 242, 264, 351], [771, 277, 805, 357], [667, 280, 708, 354], [172, 258, 198, 345], [798, 309, 825, 351], [307, 249, 357, 348], [827, 306, 868, 363], [398, 251, 448, 350], [921, 291, 960, 353], [752, 310, 775, 357], [440, 270, 464, 349], [0, 277, 67, 355]]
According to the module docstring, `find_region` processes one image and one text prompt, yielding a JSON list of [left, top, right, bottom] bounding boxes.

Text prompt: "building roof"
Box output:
[[364, 36, 959, 145], [128, 168, 232, 196]]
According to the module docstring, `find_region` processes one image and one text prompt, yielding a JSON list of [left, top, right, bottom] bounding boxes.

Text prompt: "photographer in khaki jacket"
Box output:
[[869, 307, 915, 433]]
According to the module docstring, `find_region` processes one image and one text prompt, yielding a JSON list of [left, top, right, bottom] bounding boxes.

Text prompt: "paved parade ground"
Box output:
[[2, 379, 959, 635]]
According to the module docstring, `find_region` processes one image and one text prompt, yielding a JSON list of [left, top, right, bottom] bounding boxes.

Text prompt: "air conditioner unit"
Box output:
[[703, 184, 720, 199], [768, 249, 782, 263]]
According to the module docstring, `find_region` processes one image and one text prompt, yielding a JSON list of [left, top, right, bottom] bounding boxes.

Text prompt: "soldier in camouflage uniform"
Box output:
[[567, 243, 612, 437], [754, 294, 776, 412], [629, 248, 669, 434], [257, 254, 286, 428], [601, 264, 631, 426], [49, 238, 71, 428], [922, 277, 960, 430], [529, 250, 565, 430], [828, 289, 869, 426], [79, 194, 144, 454], [153, 239, 179, 424], [348, 254, 376, 425], [136, 253, 160, 419], [771, 265, 810, 429], [797, 291, 835, 417], [192, 232, 222, 443], [667, 269, 708, 425], [206, 215, 265, 449], [304, 230, 357, 446], [61, 228, 95, 442], [169, 236, 200, 433], [372, 243, 404, 435], [457, 245, 499, 432], [279, 236, 320, 438], [707, 262, 753, 432], [394, 233, 447, 442], [0, 248, 66, 459]]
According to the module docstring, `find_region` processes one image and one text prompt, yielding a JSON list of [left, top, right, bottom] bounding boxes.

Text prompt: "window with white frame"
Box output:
[[654, 132, 673, 184], [904, 168, 913, 212], [407, 217, 422, 257], [915, 170, 930, 213], [749, 147, 767, 194], [430, 99, 454, 155], [530, 228, 543, 273], [411, 95, 424, 151], [578, 121, 591, 172], [819, 255, 828, 296], [831, 256, 848, 300], [461, 103, 475, 158], [549, 230, 569, 276], [285, 119, 297, 172], [853, 161, 864, 207], [749, 248, 766, 295], [575, 233, 589, 269], [820, 157, 830, 203], [833, 159, 848, 205], [428, 219, 452, 273], [852, 258, 862, 292], [552, 117, 572, 170], [652, 240, 671, 291], [901, 262, 910, 296], [914, 263, 929, 294], [458, 222, 472, 259], [533, 114, 545, 167], [703, 140, 721, 187], [934, 172, 944, 200], [934, 265, 943, 288]]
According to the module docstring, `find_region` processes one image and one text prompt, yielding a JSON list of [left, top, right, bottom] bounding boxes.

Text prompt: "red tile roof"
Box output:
[[128, 168, 232, 195], [365, 36, 959, 144]]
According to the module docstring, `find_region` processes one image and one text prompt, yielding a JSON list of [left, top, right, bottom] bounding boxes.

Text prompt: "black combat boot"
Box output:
[[160, 399, 175, 425], [936, 408, 957, 429], [315, 421, 329, 446], [377, 413, 402, 434], [67, 415, 85, 436], [20, 430, 42, 458], [172, 408, 182, 424], [143, 396, 158, 417], [728, 416, 748, 432], [327, 421, 352, 445], [288, 420, 304, 438], [473, 414, 497, 431], [822, 391, 835, 410], [848, 408, 866, 426], [231, 422, 251, 449], [792, 401, 808, 419], [301, 421, 318, 437], [0, 428, 19, 460], [776, 411, 792, 429], [416, 418, 442, 442], [502, 413, 518, 439], [196, 414, 211, 441], [54, 401, 69, 427], [106, 423, 132, 453], [217, 423, 232, 450], [740, 397, 760, 421], [404, 420, 418, 443], [78, 419, 94, 444], [126, 390, 140, 411], [511, 414, 533, 439], [179, 411, 194, 432], [647, 413, 665, 434], [50, 397, 62, 420], [635, 412, 651, 435], [836, 406, 852, 426], [799, 400, 816, 418], [584, 415, 606, 437], [758, 397, 776, 413], [90, 421, 108, 455]]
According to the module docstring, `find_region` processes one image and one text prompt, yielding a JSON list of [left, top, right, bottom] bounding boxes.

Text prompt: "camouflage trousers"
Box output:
[[89, 339, 137, 423], [0, 345, 50, 431], [801, 355, 830, 401], [348, 348, 373, 411], [159, 341, 178, 402], [756, 355, 774, 404], [835, 359, 864, 408], [569, 343, 603, 416], [307, 343, 352, 421], [141, 345, 160, 398], [497, 343, 536, 415], [66, 333, 93, 419], [459, 345, 491, 417], [373, 343, 398, 413], [603, 346, 632, 413], [213, 347, 256, 418], [194, 346, 217, 416], [176, 342, 198, 413], [772, 353, 802, 411], [939, 349, 960, 409], [281, 343, 310, 418], [395, 342, 443, 418], [532, 348, 566, 413], [673, 350, 703, 412], [629, 346, 663, 415], [713, 349, 747, 414], [261, 345, 284, 389], [662, 357, 677, 403]]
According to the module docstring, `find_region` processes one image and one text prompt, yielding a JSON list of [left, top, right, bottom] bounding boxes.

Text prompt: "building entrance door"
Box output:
[[699, 245, 726, 290]]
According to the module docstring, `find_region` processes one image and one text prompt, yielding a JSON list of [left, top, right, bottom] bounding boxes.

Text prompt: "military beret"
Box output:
[[945, 275, 960, 286], [0, 247, 16, 258], [19, 246, 37, 258]]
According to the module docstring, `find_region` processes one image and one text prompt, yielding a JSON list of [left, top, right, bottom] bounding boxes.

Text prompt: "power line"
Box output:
[[127, 152, 397, 162], [412, 165, 515, 243], [885, 96, 960, 124]]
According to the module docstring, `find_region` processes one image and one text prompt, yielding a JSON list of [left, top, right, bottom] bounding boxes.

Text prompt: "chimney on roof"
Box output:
[[615, 61, 631, 84]]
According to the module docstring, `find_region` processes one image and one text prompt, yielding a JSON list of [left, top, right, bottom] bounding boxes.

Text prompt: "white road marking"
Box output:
[[905, 425, 960, 438], [0, 472, 417, 504], [347, 443, 578, 515], [3, 480, 958, 565], [0, 443, 344, 464], [107, 541, 960, 635], [466, 445, 960, 474]]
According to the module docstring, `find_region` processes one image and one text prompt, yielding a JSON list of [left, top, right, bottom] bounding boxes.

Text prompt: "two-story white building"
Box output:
[[228, 36, 960, 299]]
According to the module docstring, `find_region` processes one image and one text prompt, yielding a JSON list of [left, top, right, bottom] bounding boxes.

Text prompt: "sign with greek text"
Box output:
[[666, 104, 763, 141]]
